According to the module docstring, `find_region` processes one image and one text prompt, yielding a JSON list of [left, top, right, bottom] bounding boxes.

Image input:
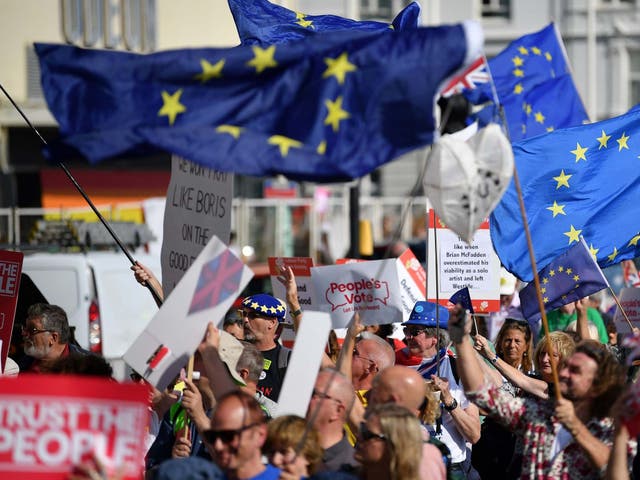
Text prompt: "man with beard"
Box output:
[[18, 303, 89, 373], [449, 306, 636, 479], [239, 294, 290, 402]]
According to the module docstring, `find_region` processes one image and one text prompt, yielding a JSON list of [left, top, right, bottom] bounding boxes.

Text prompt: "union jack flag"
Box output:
[[188, 249, 244, 315], [440, 56, 489, 98]]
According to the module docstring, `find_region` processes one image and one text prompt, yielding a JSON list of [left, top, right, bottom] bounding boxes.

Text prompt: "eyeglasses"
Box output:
[[403, 327, 427, 338], [203, 422, 261, 444], [359, 422, 387, 442], [353, 348, 376, 367], [311, 388, 344, 407], [21, 327, 54, 337]]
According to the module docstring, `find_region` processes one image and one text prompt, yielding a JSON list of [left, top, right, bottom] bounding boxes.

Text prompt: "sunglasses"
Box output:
[[238, 309, 261, 320], [403, 327, 427, 338], [203, 422, 261, 444], [359, 422, 387, 442]]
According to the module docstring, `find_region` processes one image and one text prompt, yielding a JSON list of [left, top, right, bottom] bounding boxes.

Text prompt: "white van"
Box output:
[[21, 251, 162, 379]]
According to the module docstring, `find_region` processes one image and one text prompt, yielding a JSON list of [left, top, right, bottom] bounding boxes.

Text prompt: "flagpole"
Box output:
[[0, 82, 164, 306], [496, 106, 562, 400], [608, 286, 635, 331]]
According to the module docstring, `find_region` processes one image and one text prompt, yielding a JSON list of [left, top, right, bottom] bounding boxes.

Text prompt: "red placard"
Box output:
[[0, 375, 150, 479], [0, 250, 23, 372]]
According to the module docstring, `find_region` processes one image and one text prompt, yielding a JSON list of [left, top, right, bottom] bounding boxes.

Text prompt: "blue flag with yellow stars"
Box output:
[[228, 0, 421, 45], [491, 105, 640, 281], [466, 23, 588, 142], [519, 238, 608, 320], [449, 287, 474, 314], [36, 22, 481, 182]]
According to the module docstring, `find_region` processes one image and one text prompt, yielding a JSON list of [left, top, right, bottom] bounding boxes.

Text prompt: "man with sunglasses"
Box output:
[[17, 303, 89, 373], [395, 301, 481, 478], [239, 294, 291, 402]]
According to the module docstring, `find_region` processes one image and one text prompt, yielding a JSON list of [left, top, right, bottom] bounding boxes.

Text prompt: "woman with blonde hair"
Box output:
[[264, 415, 323, 478], [355, 403, 423, 480]]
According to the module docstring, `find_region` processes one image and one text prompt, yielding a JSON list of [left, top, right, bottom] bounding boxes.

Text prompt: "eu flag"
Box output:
[[449, 287, 474, 314], [228, 0, 420, 46], [465, 23, 588, 142], [491, 106, 640, 281], [36, 23, 481, 183], [519, 238, 608, 320]]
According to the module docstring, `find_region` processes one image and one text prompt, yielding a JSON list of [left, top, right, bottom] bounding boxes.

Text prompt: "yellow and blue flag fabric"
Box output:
[[466, 23, 588, 141], [519, 238, 608, 320], [228, 0, 420, 45], [36, 23, 481, 182], [491, 105, 640, 281]]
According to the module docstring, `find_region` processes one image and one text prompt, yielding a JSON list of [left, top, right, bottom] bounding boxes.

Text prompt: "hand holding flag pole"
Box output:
[[0, 81, 164, 307]]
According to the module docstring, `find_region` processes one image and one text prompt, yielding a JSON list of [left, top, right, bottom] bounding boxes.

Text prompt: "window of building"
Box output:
[[481, 0, 511, 18], [629, 49, 640, 106], [600, 0, 633, 5], [360, 0, 393, 20]]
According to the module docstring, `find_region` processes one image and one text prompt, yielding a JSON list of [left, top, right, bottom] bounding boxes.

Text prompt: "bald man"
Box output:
[[369, 365, 447, 480], [307, 368, 358, 473]]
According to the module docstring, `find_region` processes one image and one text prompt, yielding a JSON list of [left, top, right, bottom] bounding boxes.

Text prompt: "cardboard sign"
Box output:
[[125, 236, 253, 390], [427, 210, 500, 313], [614, 287, 640, 334], [161, 156, 233, 298], [275, 311, 332, 418], [0, 374, 149, 480], [311, 259, 403, 328], [268, 257, 315, 322], [0, 251, 23, 373]]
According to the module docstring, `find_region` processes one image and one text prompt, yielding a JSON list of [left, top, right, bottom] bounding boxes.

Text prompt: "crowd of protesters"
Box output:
[[3, 263, 640, 480]]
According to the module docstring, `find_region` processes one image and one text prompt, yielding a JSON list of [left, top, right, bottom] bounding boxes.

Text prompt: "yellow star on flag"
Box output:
[[532, 46, 542, 55], [571, 143, 588, 162], [566, 268, 573, 275], [546, 201, 566, 217], [158, 89, 186, 125], [541, 287, 546, 294], [247, 45, 278, 74], [317, 140, 326, 155], [543, 277, 549, 284], [514, 83, 524, 94], [545, 52, 552, 61], [513, 68, 524, 77], [546, 126, 555, 132], [268, 135, 302, 157], [628, 234, 640, 247], [512, 56, 524, 67], [564, 225, 582, 244], [543, 296, 549, 303], [295, 12, 313, 28], [553, 170, 573, 190], [323, 52, 357, 85], [534, 112, 545, 124], [617, 132, 630, 151], [324, 96, 350, 132], [607, 247, 619, 262], [558, 266, 564, 272], [589, 244, 599, 258], [573, 275, 580, 282], [596, 130, 610, 149], [549, 269, 556, 277], [216, 125, 243, 139], [194, 59, 225, 83], [518, 46, 529, 55]]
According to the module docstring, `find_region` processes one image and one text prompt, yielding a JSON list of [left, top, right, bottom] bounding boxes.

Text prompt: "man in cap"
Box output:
[[239, 294, 291, 402], [395, 301, 481, 478]]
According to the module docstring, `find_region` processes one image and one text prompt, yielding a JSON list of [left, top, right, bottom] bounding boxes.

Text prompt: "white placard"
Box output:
[[614, 287, 640, 334], [161, 156, 233, 298], [124, 236, 253, 391], [311, 259, 403, 328], [275, 311, 332, 418], [268, 257, 315, 322]]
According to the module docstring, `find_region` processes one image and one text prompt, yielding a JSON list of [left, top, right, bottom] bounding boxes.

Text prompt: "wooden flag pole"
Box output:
[[183, 355, 195, 439]]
